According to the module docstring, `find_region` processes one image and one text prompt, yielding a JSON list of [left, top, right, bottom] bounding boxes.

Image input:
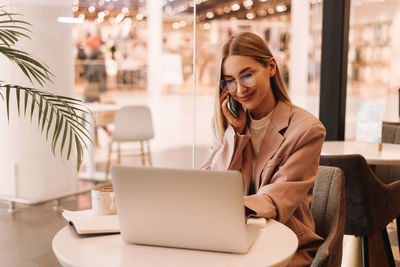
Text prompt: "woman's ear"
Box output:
[[269, 58, 277, 77]]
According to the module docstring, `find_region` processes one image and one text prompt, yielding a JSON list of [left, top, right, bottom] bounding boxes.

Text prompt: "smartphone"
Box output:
[[227, 96, 241, 119]]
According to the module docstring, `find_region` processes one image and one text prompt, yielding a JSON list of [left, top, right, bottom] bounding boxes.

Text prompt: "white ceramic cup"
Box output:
[[91, 187, 117, 215]]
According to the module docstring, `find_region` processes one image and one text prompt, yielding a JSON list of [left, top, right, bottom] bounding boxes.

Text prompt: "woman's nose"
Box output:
[[236, 82, 247, 94]]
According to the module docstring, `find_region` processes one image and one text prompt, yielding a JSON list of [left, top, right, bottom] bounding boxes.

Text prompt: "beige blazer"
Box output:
[[201, 100, 326, 266]]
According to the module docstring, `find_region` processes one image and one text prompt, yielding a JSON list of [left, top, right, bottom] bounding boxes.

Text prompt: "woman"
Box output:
[[201, 32, 326, 266]]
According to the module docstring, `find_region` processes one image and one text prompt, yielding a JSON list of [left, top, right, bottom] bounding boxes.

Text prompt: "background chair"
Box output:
[[376, 121, 400, 257], [375, 122, 400, 184], [320, 154, 400, 267], [105, 106, 154, 178], [311, 166, 346, 267]]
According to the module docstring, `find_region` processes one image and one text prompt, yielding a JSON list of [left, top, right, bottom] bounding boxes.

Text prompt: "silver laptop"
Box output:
[[111, 165, 261, 253]]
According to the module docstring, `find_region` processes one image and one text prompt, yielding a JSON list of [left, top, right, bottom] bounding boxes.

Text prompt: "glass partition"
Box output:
[[345, 0, 400, 140], [72, 0, 195, 178], [194, 0, 323, 167], [71, 0, 324, 173]]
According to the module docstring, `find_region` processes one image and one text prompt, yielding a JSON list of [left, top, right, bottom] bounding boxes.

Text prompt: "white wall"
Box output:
[[0, 0, 77, 200]]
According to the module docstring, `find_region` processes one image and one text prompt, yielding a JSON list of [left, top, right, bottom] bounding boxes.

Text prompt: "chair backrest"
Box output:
[[382, 122, 400, 144], [319, 154, 399, 236], [377, 122, 400, 183], [310, 166, 345, 267], [113, 106, 154, 142]]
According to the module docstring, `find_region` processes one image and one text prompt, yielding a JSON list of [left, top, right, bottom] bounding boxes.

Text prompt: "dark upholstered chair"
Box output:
[[377, 121, 400, 257], [375, 122, 400, 184], [310, 166, 346, 267], [320, 154, 400, 267], [382, 122, 400, 144]]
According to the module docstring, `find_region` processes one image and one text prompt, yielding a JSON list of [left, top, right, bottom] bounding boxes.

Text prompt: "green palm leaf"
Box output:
[[0, 46, 53, 86], [0, 7, 92, 171], [1, 84, 93, 170]]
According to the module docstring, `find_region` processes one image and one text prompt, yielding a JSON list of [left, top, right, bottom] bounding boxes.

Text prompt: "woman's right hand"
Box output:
[[220, 91, 247, 134]]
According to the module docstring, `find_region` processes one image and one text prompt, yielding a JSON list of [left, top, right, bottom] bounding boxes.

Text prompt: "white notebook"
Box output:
[[62, 209, 120, 235]]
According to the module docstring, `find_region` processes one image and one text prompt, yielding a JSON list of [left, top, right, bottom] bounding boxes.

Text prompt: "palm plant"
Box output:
[[0, 7, 92, 170]]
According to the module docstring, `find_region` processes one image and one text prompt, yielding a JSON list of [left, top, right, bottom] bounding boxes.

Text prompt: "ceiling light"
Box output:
[[243, 0, 253, 9], [124, 17, 132, 23], [98, 0, 105, 6], [173, 22, 180, 29], [206, 11, 214, 19], [246, 12, 255, 19], [259, 0, 267, 2], [57, 17, 84, 24], [179, 20, 187, 27], [177, 5, 187, 12], [122, 7, 129, 14], [276, 5, 287, 12], [78, 14, 85, 20], [98, 11, 105, 18], [224, 6, 231, 13], [231, 3, 240, 11], [88, 6, 95, 13], [116, 13, 125, 23], [268, 7, 275, 14], [203, 23, 211, 30], [72, 6, 79, 12]]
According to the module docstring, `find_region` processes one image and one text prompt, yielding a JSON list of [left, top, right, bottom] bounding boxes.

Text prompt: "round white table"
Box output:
[[52, 219, 298, 267], [322, 141, 400, 165]]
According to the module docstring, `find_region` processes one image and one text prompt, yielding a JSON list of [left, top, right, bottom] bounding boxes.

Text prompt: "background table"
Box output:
[[321, 140, 400, 165], [80, 103, 121, 181], [383, 118, 400, 125], [52, 219, 298, 267]]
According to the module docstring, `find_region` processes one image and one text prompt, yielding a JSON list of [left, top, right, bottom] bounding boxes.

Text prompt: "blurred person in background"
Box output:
[[84, 34, 107, 102]]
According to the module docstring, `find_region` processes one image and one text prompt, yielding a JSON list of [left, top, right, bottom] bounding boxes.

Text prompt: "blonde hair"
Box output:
[[214, 32, 291, 139]]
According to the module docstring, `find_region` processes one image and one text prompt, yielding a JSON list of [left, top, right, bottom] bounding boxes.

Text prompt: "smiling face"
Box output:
[[222, 55, 277, 119]]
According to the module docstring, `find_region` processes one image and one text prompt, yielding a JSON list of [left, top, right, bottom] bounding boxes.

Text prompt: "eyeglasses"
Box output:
[[220, 69, 260, 93]]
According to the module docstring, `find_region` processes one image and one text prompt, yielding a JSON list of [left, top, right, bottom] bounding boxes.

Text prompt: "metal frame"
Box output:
[[105, 140, 153, 179], [0, 181, 107, 213], [319, 0, 351, 141]]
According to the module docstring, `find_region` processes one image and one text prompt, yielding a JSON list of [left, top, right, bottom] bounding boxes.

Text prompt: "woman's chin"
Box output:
[[241, 102, 257, 112]]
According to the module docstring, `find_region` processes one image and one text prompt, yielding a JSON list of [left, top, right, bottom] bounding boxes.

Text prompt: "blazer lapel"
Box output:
[[253, 101, 291, 189]]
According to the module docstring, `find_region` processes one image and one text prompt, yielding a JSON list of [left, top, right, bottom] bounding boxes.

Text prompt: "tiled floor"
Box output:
[[1, 87, 399, 266], [0, 194, 91, 267]]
